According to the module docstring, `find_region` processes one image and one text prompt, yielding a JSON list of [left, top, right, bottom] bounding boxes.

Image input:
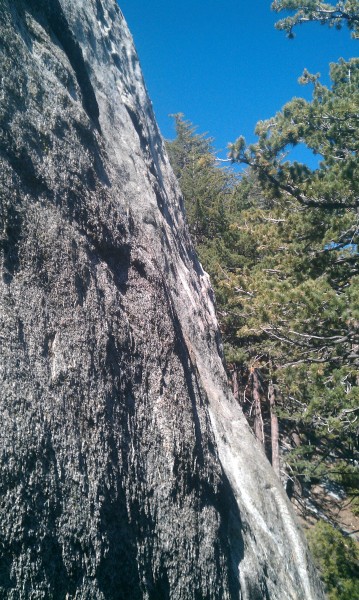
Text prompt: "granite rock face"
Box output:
[[0, 1, 324, 598]]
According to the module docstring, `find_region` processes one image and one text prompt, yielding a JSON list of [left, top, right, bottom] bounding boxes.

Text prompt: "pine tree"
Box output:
[[306, 520, 359, 599], [166, 114, 240, 245], [227, 9, 359, 506]]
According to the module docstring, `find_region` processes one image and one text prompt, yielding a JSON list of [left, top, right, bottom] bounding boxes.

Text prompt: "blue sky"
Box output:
[[119, 1, 356, 161]]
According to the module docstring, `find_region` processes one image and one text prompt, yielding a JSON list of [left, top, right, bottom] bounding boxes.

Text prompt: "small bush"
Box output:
[[306, 520, 359, 600]]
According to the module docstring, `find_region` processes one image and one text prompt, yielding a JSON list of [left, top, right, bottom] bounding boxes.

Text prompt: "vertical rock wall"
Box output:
[[0, 0, 324, 598]]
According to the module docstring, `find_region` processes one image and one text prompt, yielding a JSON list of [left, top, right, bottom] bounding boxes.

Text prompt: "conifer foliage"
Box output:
[[307, 521, 359, 599], [272, 0, 359, 38], [228, 57, 359, 490], [166, 114, 238, 246]]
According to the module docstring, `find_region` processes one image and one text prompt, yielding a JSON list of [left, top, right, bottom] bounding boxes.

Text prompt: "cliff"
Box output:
[[0, 0, 324, 598]]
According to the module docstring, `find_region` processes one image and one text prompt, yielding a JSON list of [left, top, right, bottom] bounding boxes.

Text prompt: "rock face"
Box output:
[[0, 1, 324, 598]]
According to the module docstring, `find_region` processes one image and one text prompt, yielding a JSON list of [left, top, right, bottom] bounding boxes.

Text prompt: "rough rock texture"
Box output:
[[0, 1, 325, 598]]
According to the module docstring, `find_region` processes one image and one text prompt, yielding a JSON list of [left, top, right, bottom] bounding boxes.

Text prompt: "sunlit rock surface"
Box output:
[[0, 0, 324, 598]]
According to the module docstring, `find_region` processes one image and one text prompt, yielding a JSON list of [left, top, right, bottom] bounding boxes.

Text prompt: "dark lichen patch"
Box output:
[[0, 204, 23, 281]]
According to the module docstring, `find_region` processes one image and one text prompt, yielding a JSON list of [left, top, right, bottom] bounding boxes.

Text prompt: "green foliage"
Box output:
[[306, 521, 359, 599], [272, 1, 359, 38], [228, 56, 359, 495], [166, 114, 241, 245], [230, 58, 359, 211]]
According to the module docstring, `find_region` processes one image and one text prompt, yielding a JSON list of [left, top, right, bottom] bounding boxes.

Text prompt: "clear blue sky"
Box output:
[[119, 1, 356, 160]]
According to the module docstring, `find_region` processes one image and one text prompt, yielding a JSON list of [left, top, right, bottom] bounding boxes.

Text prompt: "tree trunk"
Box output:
[[269, 381, 280, 477], [253, 369, 264, 446], [232, 366, 239, 402]]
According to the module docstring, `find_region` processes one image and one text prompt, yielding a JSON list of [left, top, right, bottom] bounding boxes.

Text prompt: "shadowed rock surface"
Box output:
[[0, 0, 325, 598]]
